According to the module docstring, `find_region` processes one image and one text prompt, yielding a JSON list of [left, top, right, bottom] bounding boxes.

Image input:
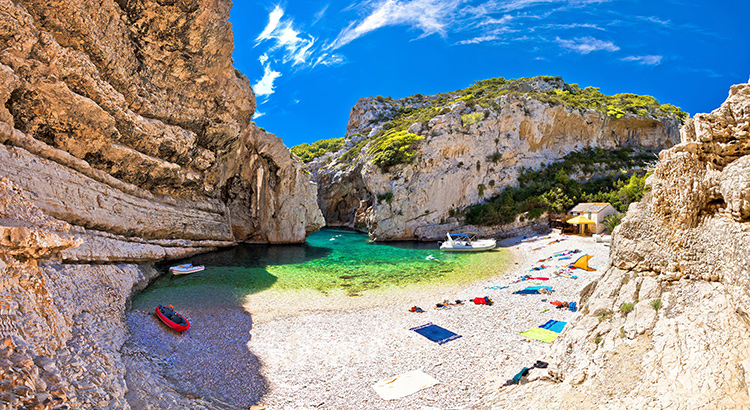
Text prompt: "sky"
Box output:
[[229, 0, 749, 149]]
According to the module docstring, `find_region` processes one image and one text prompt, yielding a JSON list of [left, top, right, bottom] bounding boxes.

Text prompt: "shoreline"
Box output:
[[248, 230, 609, 409], [242, 246, 516, 325]]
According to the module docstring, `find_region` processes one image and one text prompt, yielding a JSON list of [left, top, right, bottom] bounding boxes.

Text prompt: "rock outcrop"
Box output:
[[309, 77, 681, 240], [0, 0, 324, 408], [475, 82, 750, 408], [0, 0, 323, 248]]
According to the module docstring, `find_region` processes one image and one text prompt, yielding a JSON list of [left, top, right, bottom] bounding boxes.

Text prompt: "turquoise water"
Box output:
[[126, 228, 509, 405], [131, 228, 509, 310]]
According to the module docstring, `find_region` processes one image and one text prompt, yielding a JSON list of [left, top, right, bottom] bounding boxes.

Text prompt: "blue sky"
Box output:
[[230, 1, 748, 148]]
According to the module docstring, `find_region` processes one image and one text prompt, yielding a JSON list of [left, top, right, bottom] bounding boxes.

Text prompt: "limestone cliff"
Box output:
[[0, 0, 324, 408], [309, 77, 682, 240], [475, 82, 750, 408], [0, 0, 323, 251]]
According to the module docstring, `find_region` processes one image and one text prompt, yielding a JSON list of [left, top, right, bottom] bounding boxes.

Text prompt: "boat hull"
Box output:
[[155, 306, 191, 332], [169, 264, 205, 275], [440, 240, 497, 252]]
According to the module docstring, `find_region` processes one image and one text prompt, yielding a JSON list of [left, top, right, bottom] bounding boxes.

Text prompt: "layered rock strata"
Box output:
[[0, 0, 324, 408], [310, 78, 681, 240], [475, 82, 750, 408], [0, 0, 323, 248]]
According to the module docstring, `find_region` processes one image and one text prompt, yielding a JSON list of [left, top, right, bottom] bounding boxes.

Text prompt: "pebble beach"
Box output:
[[246, 231, 610, 410]]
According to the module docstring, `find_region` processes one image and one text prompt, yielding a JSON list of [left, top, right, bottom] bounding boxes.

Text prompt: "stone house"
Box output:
[[568, 202, 618, 234]]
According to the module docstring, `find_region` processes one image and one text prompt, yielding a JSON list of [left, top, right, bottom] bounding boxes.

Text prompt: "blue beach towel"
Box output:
[[539, 319, 567, 333], [512, 286, 554, 295], [410, 323, 462, 345]]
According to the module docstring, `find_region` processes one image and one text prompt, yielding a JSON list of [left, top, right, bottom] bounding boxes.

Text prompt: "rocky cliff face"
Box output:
[[0, 0, 324, 408], [475, 82, 750, 409], [310, 78, 681, 240], [0, 0, 323, 250]]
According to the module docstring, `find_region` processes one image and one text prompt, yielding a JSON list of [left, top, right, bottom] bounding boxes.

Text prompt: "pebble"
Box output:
[[247, 233, 609, 409]]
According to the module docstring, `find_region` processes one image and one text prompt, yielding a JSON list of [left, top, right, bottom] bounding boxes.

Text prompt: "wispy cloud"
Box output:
[[331, 0, 463, 49], [253, 63, 282, 97], [555, 36, 619, 54], [537, 23, 605, 31], [313, 4, 329, 25], [256, 6, 284, 41], [252, 5, 344, 102], [622, 55, 663, 65], [248, 1, 693, 109]]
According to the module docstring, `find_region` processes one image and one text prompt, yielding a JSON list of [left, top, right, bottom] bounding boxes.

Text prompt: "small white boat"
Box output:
[[439, 233, 496, 252], [169, 264, 205, 275]]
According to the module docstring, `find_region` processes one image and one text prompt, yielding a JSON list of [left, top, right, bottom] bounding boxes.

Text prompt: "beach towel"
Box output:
[[527, 277, 549, 281], [410, 323, 462, 345], [372, 370, 439, 400], [519, 327, 560, 343], [512, 286, 553, 295], [539, 319, 567, 333]]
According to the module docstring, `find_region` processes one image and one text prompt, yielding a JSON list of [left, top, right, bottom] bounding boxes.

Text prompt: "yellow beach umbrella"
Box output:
[[567, 215, 595, 225]]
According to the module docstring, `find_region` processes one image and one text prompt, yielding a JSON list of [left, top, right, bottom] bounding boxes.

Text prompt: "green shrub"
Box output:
[[463, 146, 654, 226], [461, 112, 485, 127], [478, 183, 486, 197], [650, 299, 662, 311], [377, 192, 394, 204], [620, 302, 634, 314], [369, 130, 423, 171], [597, 310, 613, 323], [603, 213, 624, 233], [291, 138, 345, 163]]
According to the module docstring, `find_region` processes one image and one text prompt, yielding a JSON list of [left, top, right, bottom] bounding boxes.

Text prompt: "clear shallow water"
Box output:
[[132, 228, 510, 310], [126, 228, 509, 406]]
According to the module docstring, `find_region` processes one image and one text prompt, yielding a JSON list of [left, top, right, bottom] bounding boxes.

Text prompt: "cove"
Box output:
[[125, 228, 510, 407], [133, 228, 510, 308]]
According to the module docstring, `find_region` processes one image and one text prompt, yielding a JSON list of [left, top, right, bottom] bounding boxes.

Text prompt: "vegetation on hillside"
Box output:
[[369, 130, 423, 171], [330, 75, 685, 171], [291, 138, 345, 163], [462, 146, 655, 226]]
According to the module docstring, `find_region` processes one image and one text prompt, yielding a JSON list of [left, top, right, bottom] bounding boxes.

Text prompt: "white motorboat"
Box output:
[[439, 233, 496, 252], [169, 264, 205, 275]]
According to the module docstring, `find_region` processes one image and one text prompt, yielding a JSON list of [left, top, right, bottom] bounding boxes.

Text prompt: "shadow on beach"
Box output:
[[125, 268, 279, 408]]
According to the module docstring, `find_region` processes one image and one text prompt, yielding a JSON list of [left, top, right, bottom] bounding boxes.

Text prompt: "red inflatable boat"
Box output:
[[155, 305, 191, 332]]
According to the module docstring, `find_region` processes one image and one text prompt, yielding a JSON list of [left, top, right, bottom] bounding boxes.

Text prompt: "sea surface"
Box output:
[[131, 228, 510, 308], [126, 228, 510, 407]]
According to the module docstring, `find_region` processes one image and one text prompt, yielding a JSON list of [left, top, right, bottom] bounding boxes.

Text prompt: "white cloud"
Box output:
[[257, 6, 284, 42], [313, 4, 329, 25], [538, 22, 605, 31], [259, 53, 269, 65], [253, 64, 282, 97], [555, 36, 619, 54], [253, 110, 265, 119], [622, 55, 663, 65], [331, 0, 463, 49]]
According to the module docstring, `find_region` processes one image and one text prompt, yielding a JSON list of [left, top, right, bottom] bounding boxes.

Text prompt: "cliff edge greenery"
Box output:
[[292, 75, 687, 169], [462, 146, 654, 226]]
